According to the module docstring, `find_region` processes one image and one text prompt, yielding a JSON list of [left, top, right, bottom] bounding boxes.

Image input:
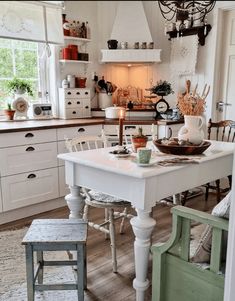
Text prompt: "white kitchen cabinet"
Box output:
[[57, 124, 102, 140], [103, 123, 156, 146], [58, 88, 91, 119], [1, 168, 59, 211], [0, 128, 59, 212], [158, 123, 183, 139], [0, 129, 57, 148], [0, 142, 58, 176]]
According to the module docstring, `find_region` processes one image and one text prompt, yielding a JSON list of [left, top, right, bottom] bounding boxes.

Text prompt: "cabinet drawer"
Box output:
[[58, 166, 69, 197], [0, 129, 57, 148], [0, 142, 58, 176], [1, 167, 59, 212], [61, 88, 90, 99], [57, 125, 103, 140], [65, 108, 83, 119], [65, 98, 83, 108], [103, 124, 154, 135], [158, 124, 183, 139]]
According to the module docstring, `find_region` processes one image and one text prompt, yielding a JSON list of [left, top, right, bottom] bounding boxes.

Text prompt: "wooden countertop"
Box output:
[[0, 118, 184, 133]]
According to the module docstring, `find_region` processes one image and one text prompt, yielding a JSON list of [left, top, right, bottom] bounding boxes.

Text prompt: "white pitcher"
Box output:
[[178, 115, 204, 145]]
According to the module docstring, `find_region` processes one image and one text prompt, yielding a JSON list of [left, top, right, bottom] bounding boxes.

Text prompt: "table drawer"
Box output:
[[2, 167, 59, 212], [0, 129, 57, 148], [0, 142, 58, 176], [57, 125, 103, 141]]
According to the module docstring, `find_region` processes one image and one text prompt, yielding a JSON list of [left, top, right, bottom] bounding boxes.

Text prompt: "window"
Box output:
[[0, 38, 48, 110]]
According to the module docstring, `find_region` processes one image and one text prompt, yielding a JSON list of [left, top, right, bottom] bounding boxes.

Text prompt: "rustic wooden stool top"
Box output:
[[22, 219, 87, 245]]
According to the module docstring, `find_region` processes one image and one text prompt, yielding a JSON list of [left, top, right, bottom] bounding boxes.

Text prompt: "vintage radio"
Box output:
[[32, 103, 53, 119]]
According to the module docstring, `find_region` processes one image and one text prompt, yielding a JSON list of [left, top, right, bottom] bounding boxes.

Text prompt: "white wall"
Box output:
[[62, 1, 232, 118], [95, 1, 215, 111]]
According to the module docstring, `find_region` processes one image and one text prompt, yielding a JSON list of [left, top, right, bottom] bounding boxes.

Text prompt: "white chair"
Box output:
[[65, 132, 133, 273]]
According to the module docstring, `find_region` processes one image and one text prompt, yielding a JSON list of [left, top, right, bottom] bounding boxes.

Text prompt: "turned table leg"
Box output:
[[65, 186, 85, 219], [130, 208, 156, 301]]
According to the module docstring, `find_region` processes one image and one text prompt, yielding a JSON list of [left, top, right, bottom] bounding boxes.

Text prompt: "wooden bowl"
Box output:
[[153, 139, 211, 155]]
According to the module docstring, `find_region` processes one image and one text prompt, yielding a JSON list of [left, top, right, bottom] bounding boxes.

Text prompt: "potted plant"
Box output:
[[4, 103, 15, 120], [132, 127, 148, 152], [150, 80, 174, 97], [7, 77, 33, 96]]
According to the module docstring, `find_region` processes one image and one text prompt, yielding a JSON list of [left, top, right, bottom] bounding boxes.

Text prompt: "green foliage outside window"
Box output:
[[0, 39, 39, 110]]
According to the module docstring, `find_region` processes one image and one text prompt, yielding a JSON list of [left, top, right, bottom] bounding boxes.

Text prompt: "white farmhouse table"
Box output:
[[58, 141, 235, 301]]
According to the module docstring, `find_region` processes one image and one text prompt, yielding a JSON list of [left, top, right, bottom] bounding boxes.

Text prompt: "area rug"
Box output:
[[0, 227, 79, 300]]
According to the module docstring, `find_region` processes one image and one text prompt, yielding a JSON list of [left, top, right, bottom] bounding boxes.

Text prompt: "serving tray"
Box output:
[[153, 139, 211, 155]]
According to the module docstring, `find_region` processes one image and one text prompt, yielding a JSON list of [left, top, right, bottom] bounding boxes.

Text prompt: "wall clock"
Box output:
[[154, 99, 170, 119], [12, 97, 29, 119]]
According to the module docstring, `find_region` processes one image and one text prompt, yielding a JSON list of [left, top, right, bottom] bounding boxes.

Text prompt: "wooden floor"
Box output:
[[0, 193, 218, 301]]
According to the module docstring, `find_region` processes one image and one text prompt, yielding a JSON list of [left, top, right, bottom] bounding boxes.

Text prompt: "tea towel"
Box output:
[[170, 35, 198, 76]]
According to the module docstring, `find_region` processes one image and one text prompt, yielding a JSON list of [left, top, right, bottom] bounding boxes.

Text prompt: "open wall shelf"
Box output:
[[166, 24, 212, 46]]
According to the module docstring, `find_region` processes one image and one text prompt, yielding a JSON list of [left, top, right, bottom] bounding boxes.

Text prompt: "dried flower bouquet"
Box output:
[[177, 83, 210, 116]]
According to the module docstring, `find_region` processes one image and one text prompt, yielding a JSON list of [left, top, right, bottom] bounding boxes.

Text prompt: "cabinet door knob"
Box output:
[[85, 92, 88, 95], [78, 128, 85, 132], [67, 92, 71, 95], [72, 111, 76, 114], [27, 173, 36, 179], [85, 105, 89, 109], [26, 146, 35, 152], [25, 133, 34, 138], [68, 101, 72, 105], [76, 92, 80, 95], [77, 101, 80, 104]]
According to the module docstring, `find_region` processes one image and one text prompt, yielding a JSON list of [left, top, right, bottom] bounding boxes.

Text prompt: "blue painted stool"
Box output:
[[22, 219, 87, 301]]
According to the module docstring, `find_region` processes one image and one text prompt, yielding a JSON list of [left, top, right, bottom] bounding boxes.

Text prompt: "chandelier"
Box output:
[[158, 1, 216, 23]]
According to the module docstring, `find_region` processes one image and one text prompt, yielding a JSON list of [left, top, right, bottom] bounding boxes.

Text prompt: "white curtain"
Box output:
[[0, 1, 64, 45]]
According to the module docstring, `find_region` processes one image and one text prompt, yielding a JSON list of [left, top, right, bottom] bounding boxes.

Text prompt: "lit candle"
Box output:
[[119, 109, 125, 146]]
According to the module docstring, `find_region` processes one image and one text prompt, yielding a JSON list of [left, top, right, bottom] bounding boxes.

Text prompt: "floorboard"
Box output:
[[0, 192, 219, 300]]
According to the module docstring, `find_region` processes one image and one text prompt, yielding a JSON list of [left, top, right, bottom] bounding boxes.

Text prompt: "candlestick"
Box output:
[[119, 116, 123, 146]]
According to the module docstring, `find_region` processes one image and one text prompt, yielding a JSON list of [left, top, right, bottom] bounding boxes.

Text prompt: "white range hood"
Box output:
[[101, 1, 161, 64]]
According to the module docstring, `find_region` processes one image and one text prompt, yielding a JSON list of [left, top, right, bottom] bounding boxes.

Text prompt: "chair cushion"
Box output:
[[191, 191, 231, 263], [87, 190, 130, 205]]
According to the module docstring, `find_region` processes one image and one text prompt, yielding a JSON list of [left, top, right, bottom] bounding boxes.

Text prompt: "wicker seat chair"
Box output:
[[205, 118, 235, 202], [65, 133, 133, 273]]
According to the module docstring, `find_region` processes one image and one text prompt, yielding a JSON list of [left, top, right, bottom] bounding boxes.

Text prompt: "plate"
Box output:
[[109, 150, 131, 158], [153, 139, 211, 155], [132, 158, 158, 167]]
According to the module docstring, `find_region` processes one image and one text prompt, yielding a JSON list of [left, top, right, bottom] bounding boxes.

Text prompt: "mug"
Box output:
[[107, 39, 118, 49], [137, 148, 152, 164]]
